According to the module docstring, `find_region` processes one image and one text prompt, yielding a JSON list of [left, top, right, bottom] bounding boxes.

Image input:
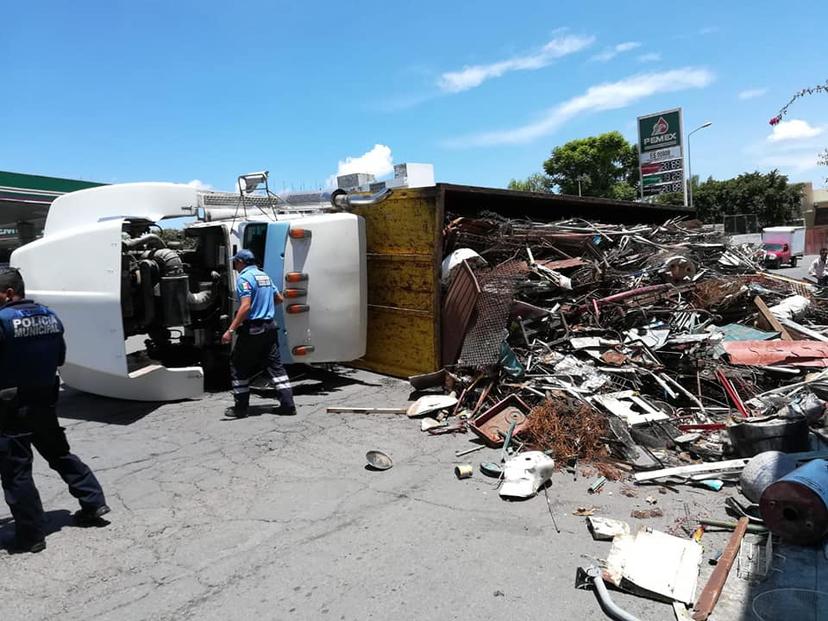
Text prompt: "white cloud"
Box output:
[[591, 41, 642, 62], [767, 119, 825, 143], [638, 52, 661, 63], [699, 26, 719, 35], [328, 144, 394, 186], [444, 67, 715, 148], [738, 88, 767, 100], [437, 34, 594, 93], [757, 152, 821, 172], [186, 179, 213, 190]]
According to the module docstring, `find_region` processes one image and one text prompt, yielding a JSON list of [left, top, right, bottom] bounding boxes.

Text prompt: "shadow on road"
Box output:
[[254, 365, 384, 398], [57, 387, 166, 425], [0, 509, 75, 550]]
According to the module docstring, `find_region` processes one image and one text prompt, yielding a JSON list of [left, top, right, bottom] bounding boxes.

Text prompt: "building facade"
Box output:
[[0, 170, 104, 263]]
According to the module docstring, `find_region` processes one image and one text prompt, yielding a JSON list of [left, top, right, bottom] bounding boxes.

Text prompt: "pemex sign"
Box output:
[[637, 108, 685, 199]]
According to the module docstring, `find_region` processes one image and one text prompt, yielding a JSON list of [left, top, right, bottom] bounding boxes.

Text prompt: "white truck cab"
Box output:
[[11, 182, 384, 401]]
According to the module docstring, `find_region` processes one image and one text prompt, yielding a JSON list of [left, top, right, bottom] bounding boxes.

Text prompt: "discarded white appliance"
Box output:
[[440, 248, 487, 285], [11, 175, 392, 401], [406, 394, 458, 418], [499, 451, 555, 499]]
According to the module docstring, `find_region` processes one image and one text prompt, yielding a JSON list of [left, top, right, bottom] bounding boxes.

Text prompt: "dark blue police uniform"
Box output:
[[230, 264, 295, 415], [0, 299, 107, 546]]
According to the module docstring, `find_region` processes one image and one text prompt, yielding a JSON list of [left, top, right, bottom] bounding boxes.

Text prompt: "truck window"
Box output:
[[242, 223, 268, 267]]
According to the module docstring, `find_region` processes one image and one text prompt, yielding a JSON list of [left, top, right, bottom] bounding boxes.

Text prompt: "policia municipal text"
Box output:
[[0, 268, 110, 553]]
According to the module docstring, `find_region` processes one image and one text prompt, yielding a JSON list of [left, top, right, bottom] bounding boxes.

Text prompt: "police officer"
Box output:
[[0, 268, 109, 552], [222, 250, 296, 418]]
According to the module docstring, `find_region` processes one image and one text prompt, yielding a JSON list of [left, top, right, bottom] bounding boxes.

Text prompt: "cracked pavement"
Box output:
[[1, 367, 750, 620]]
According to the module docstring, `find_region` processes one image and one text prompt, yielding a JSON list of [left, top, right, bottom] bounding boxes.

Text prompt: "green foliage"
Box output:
[[158, 227, 196, 249], [542, 131, 639, 199], [654, 192, 685, 206], [507, 173, 553, 193], [691, 170, 803, 226]]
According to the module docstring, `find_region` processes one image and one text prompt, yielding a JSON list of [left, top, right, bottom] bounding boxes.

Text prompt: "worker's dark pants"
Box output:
[[0, 393, 45, 545], [18, 383, 107, 512], [230, 322, 295, 412]]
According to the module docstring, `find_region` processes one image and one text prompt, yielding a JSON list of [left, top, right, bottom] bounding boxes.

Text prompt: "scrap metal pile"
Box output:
[[349, 213, 828, 619], [408, 216, 828, 516], [410, 214, 828, 493], [400, 214, 828, 618]]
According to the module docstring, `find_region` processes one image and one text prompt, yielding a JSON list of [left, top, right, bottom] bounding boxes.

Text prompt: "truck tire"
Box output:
[[791, 257, 798, 268]]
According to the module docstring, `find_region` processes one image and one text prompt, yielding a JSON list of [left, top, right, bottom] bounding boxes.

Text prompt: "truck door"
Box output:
[[253, 215, 366, 365]]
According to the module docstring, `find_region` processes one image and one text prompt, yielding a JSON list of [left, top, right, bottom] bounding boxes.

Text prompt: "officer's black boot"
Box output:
[[225, 395, 249, 419]]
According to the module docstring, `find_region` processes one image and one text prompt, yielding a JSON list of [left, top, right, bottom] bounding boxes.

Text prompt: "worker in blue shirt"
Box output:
[[0, 268, 110, 553], [221, 250, 296, 418]]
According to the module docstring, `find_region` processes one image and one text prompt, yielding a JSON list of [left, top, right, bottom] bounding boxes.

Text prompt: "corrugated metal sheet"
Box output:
[[724, 340, 828, 367], [441, 260, 480, 366]]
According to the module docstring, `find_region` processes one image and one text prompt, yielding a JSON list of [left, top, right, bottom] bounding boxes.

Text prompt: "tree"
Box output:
[[689, 170, 802, 226], [541, 131, 639, 199], [507, 173, 553, 193]]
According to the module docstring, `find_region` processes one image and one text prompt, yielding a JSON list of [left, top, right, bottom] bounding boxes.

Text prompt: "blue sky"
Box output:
[[3, 1, 827, 192]]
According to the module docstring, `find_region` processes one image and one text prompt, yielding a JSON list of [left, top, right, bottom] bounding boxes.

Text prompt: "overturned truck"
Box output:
[[12, 182, 389, 401]]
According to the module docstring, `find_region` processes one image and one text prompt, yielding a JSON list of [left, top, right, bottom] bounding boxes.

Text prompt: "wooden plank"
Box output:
[[754, 295, 793, 340], [327, 407, 408, 414], [692, 517, 749, 620]]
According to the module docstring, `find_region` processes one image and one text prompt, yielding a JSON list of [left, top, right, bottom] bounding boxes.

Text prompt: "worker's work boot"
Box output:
[[224, 406, 248, 419], [75, 504, 111, 527], [8, 538, 46, 554]]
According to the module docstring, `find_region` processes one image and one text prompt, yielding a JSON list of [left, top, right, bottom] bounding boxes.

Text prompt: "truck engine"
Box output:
[[120, 219, 231, 384]]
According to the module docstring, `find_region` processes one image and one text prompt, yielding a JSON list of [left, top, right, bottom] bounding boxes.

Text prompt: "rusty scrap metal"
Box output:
[[691, 517, 749, 621]]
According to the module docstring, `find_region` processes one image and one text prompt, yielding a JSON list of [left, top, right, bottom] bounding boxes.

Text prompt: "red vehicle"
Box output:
[[761, 226, 805, 268]]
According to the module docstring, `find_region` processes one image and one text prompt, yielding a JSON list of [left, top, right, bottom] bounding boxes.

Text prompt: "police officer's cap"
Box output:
[[231, 249, 257, 265]]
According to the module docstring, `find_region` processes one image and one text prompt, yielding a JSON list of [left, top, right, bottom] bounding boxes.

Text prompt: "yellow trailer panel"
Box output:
[[351, 187, 442, 378]]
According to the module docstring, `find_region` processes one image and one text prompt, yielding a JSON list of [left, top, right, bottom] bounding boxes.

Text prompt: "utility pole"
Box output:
[[687, 121, 712, 209]]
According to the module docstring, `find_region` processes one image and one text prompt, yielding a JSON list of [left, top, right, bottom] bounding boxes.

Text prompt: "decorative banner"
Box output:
[[637, 108, 685, 199]]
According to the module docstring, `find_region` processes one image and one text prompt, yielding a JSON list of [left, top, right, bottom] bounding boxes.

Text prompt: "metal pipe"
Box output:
[[331, 187, 393, 210], [199, 187, 394, 221], [584, 567, 643, 621], [123, 233, 166, 250]]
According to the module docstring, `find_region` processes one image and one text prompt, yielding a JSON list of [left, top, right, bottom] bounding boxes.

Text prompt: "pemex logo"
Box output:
[[652, 117, 669, 136]]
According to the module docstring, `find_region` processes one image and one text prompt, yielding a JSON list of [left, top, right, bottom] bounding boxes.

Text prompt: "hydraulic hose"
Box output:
[[584, 567, 643, 621], [122, 233, 166, 250]]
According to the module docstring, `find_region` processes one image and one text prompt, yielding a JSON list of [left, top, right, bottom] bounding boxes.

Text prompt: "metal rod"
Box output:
[[455, 445, 485, 458], [542, 485, 561, 534]]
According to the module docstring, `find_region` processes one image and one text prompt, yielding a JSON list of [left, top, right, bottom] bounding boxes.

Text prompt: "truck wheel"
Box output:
[[791, 257, 798, 268]]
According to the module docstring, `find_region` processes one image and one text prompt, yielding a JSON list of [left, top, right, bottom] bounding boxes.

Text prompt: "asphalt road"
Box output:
[[0, 369, 820, 620]]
